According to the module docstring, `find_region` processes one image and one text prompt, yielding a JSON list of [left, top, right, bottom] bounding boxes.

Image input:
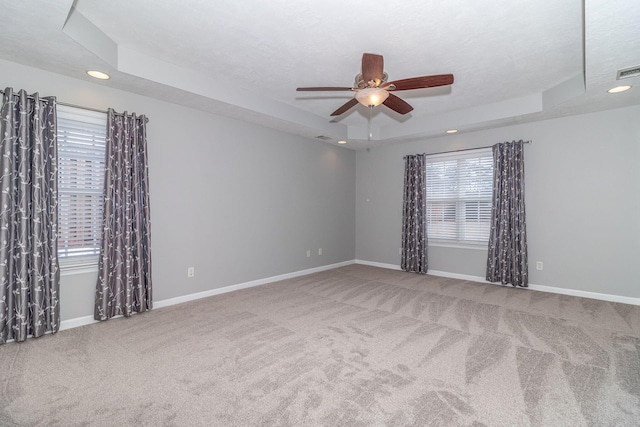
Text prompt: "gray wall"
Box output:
[[356, 106, 640, 298], [0, 59, 356, 321], [2, 56, 638, 320]]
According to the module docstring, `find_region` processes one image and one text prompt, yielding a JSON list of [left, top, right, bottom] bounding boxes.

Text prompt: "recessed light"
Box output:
[[445, 129, 458, 134], [607, 85, 631, 94], [337, 140, 347, 145], [87, 70, 110, 80]]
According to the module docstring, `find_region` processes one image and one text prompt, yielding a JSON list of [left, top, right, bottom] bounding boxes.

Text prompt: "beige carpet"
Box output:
[[1, 264, 639, 426]]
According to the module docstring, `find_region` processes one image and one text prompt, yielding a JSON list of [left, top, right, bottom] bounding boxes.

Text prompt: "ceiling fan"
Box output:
[[297, 53, 454, 117]]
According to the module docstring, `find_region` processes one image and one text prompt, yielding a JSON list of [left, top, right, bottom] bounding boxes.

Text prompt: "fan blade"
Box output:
[[330, 98, 359, 116], [362, 53, 384, 86], [297, 87, 354, 91], [384, 74, 454, 91], [383, 93, 413, 115]]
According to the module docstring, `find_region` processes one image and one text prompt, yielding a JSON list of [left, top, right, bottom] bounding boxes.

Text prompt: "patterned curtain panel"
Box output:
[[0, 88, 60, 343], [95, 109, 152, 320], [486, 140, 528, 287], [401, 154, 428, 274]]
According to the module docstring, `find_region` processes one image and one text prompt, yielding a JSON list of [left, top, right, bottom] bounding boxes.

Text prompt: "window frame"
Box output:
[[56, 105, 107, 271], [425, 147, 494, 249]]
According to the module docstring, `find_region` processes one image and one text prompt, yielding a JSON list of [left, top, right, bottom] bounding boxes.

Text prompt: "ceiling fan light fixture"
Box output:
[[355, 87, 389, 107], [297, 53, 454, 117]]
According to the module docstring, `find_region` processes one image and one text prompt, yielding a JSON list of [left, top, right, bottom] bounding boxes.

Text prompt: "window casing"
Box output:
[[56, 105, 107, 268], [425, 148, 493, 247]]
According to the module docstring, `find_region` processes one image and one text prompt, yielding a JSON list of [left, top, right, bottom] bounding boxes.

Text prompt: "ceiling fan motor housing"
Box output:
[[355, 72, 389, 88]]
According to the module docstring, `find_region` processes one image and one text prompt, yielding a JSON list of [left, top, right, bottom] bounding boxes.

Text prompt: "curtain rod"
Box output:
[[0, 89, 149, 123], [405, 140, 532, 158]]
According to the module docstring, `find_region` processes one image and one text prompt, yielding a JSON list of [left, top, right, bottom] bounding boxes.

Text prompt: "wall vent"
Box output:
[[616, 65, 640, 80], [315, 135, 331, 141]]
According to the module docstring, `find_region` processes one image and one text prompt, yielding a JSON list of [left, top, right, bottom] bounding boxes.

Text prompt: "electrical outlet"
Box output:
[[536, 261, 543, 271], [187, 267, 195, 277], [306, 250, 311, 258], [318, 248, 322, 256]]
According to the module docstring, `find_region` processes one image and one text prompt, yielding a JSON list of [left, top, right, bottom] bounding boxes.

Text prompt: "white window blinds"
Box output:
[[56, 105, 107, 265], [425, 148, 494, 245]]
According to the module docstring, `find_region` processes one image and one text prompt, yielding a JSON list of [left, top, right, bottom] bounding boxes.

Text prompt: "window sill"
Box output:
[[60, 261, 99, 276], [428, 241, 488, 251]]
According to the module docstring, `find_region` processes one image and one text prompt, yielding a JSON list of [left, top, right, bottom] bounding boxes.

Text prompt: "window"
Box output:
[[56, 105, 107, 267], [425, 148, 493, 246]]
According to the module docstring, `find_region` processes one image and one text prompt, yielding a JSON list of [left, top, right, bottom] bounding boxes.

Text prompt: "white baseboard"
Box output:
[[355, 260, 402, 271], [526, 283, 639, 306], [153, 260, 355, 310], [60, 260, 355, 332], [354, 259, 640, 306], [60, 315, 99, 331], [58, 258, 638, 332]]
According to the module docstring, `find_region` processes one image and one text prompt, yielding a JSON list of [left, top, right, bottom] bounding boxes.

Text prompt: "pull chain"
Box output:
[[368, 105, 373, 141]]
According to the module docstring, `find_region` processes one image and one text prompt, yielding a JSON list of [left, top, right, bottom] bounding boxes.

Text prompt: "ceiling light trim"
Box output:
[[87, 70, 110, 80], [607, 85, 632, 94]]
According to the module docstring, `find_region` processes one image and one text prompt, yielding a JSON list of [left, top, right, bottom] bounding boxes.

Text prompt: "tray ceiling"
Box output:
[[0, 0, 638, 149]]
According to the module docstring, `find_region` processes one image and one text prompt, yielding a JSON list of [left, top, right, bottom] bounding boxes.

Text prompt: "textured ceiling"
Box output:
[[0, 0, 638, 149]]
